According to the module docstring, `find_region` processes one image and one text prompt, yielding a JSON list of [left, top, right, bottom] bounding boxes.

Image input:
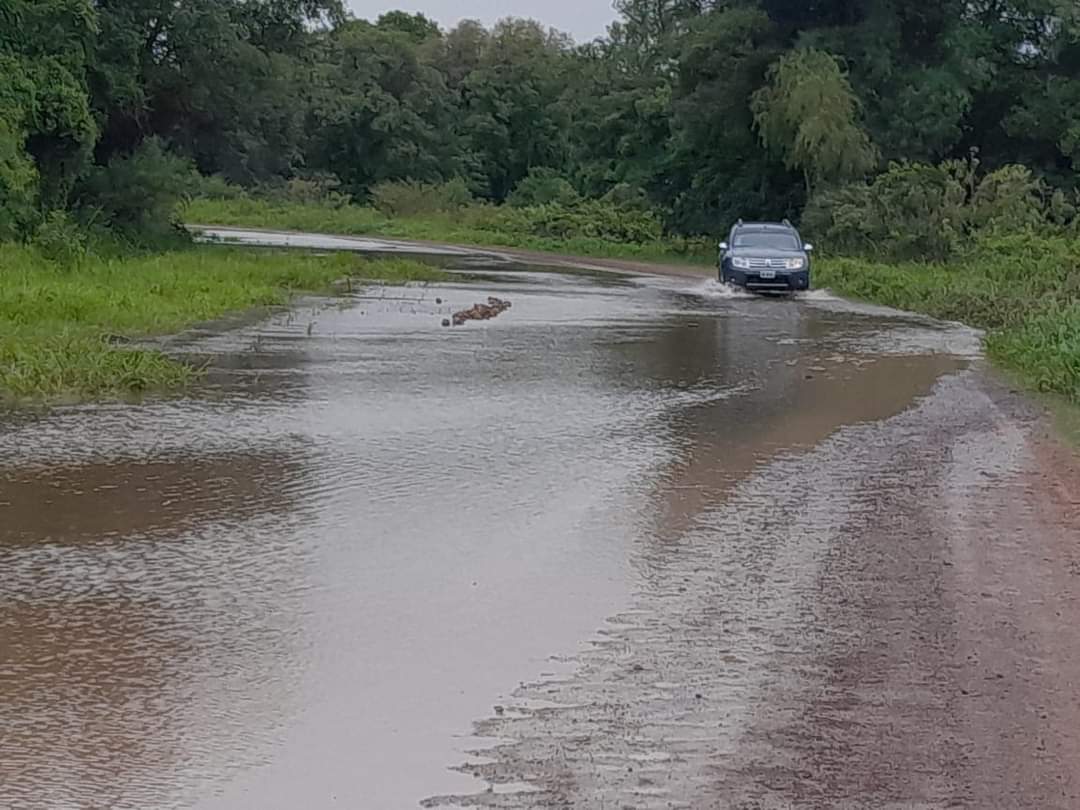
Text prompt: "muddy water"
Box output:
[[0, 253, 980, 809]]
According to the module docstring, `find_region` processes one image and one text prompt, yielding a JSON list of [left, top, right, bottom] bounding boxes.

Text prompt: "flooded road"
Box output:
[[3, 239, 1080, 809]]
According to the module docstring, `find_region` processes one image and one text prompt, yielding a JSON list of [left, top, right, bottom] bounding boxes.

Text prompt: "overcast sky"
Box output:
[[345, 0, 616, 42]]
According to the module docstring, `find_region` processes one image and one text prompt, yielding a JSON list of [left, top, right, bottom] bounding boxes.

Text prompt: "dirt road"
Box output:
[[424, 375, 1080, 809], [2, 235, 1078, 809]]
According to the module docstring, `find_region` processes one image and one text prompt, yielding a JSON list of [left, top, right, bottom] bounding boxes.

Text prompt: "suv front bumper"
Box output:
[[726, 268, 810, 292]]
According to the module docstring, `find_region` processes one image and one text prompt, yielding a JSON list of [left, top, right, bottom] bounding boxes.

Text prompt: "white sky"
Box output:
[[345, 0, 616, 42]]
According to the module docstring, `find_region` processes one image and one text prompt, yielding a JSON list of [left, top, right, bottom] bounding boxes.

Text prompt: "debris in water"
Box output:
[[452, 297, 512, 326]]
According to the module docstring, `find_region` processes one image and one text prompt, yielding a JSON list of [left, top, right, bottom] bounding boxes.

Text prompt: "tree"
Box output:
[[88, 0, 339, 180], [443, 19, 574, 200], [0, 0, 97, 213], [664, 7, 795, 232], [376, 11, 441, 43], [752, 48, 878, 195], [0, 119, 38, 239], [608, 0, 704, 72], [304, 21, 460, 196], [4, 0, 1080, 245]]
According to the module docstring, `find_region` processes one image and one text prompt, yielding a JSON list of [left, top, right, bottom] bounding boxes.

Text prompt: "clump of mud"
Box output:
[[451, 297, 512, 326]]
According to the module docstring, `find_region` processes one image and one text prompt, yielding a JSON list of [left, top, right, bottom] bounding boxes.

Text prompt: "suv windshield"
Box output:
[[734, 232, 801, 250]]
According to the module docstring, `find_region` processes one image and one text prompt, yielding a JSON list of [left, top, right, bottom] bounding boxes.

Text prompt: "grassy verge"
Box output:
[[816, 232, 1080, 404], [1, 245, 448, 403], [183, 197, 714, 265]]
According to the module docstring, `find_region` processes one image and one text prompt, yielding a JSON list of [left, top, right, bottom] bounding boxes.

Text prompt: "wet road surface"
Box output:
[[3, 238, 1080, 809]]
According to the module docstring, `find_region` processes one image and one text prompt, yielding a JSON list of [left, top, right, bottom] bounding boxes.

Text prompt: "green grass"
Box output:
[[184, 197, 714, 266], [816, 232, 1080, 403], [1, 245, 448, 403]]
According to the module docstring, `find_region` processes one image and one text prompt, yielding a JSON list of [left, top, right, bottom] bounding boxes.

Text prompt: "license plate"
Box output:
[[759, 270, 776, 279]]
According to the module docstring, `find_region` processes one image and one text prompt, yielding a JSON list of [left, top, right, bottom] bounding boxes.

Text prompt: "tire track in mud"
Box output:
[[423, 372, 1043, 809]]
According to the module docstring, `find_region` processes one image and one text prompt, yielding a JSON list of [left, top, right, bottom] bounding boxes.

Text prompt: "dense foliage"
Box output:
[[6, 0, 1080, 249]]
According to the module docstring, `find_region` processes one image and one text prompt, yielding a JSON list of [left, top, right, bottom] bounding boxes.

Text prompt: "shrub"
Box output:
[[283, 174, 351, 207], [73, 138, 198, 247], [486, 200, 663, 243], [969, 164, 1047, 233], [507, 168, 581, 207], [0, 118, 38, 240], [31, 210, 87, 267], [245, 173, 352, 208], [370, 178, 474, 216], [195, 174, 252, 202], [801, 183, 880, 256], [600, 183, 652, 212], [804, 156, 1054, 260], [1049, 189, 1079, 228]]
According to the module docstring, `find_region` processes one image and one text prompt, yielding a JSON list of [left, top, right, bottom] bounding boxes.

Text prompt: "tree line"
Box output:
[[4, 0, 1080, 248]]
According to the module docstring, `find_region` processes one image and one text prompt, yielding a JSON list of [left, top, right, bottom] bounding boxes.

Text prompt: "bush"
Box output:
[[801, 183, 879, 255], [0, 118, 38, 240], [969, 164, 1047, 233], [803, 161, 967, 260], [31, 211, 87, 267], [804, 156, 1055, 260], [282, 175, 351, 207], [486, 199, 663, 243], [195, 174, 252, 202], [507, 168, 581, 207], [370, 178, 474, 217], [243, 173, 352, 208], [600, 183, 653, 212], [73, 138, 198, 247]]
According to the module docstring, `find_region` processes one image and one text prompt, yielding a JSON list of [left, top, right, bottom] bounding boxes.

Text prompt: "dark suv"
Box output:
[[718, 220, 812, 293]]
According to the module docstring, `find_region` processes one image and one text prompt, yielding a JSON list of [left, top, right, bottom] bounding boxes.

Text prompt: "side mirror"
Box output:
[[803, 243, 814, 253], [718, 242, 729, 252]]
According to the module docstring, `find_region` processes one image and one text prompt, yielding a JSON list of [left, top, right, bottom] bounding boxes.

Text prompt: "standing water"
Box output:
[[0, 251, 978, 808]]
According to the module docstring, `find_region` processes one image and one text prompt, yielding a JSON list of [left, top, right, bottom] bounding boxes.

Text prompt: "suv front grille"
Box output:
[[747, 257, 789, 269]]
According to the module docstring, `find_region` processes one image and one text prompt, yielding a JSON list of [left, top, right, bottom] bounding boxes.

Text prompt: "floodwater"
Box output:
[[6, 237, 1047, 810]]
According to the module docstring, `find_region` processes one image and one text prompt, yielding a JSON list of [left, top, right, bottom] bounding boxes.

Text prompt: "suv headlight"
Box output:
[[785, 257, 806, 270], [732, 257, 751, 269]]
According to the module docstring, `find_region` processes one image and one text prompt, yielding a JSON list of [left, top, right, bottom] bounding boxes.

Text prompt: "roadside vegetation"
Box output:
[[0, 246, 446, 403], [185, 178, 712, 264], [811, 159, 1080, 403], [817, 243, 1080, 404], [2, 0, 1079, 406]]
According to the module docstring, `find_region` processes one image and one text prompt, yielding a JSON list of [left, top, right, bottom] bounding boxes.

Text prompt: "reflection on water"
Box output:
[[1, 451, 303, 545], [0, 260, 977, 809]]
